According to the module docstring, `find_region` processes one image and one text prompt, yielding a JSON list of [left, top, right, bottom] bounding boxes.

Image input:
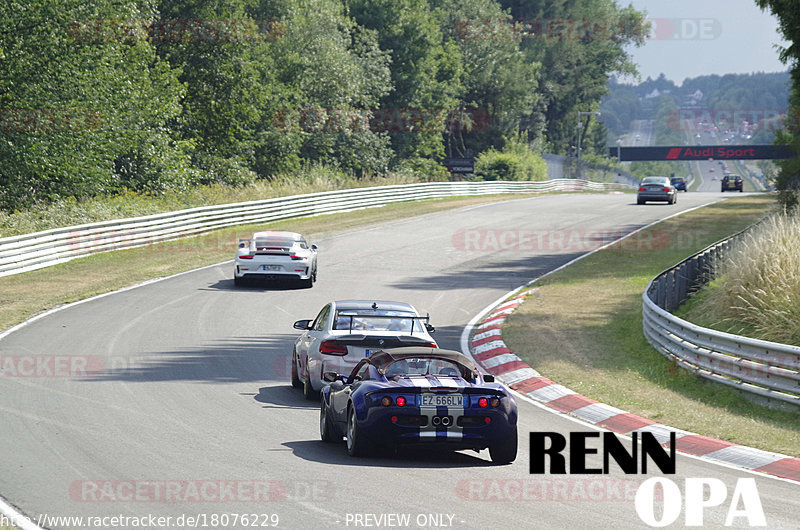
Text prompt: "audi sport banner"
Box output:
[[610, 145, 795, 161]]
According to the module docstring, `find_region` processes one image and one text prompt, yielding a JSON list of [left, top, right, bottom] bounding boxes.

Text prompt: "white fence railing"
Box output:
[[0, 179, 630, 278], [643, 227, 800, 407]]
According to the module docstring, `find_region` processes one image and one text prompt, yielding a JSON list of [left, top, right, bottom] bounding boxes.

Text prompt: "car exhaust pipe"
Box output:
[[432, 416, 451, 426]]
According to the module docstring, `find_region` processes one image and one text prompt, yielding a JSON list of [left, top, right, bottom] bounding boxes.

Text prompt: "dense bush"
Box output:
[[475, 135, 547, 181]]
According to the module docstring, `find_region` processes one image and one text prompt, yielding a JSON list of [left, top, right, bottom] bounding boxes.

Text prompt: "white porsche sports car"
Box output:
[[291, 300, 438, 399], [234, 231, 318, 287]]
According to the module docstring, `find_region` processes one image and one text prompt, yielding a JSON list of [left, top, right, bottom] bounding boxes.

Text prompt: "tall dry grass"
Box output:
[[699, 213, 800, 345]]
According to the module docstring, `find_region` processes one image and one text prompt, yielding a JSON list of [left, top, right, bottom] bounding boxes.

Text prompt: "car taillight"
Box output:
[[478, 397, 488, 408], [290, 255, 305, 260], [423, 342, 438, 348], [381, 396, 393, 407], [319, 340, 348, 356], [239, 254, 254, 259], [396, 396, 406, 407], [638, 187, 646, 191], [663, 187, 671, 192], [490, 397, 501, 407]]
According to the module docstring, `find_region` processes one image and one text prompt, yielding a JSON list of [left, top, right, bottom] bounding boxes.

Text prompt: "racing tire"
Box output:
[[291, 352, 302, 389], [489, 430, 518, 464], [346, 405, 368, 457], [637, 199, 644, 205], [300, 267, 316, 289], [233, 275, 243, 287], [320, 399, 341, 443], [303, 368, 319, 401]]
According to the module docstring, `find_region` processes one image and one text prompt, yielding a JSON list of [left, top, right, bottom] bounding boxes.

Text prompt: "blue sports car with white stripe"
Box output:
[[319, 347, 518, 464]]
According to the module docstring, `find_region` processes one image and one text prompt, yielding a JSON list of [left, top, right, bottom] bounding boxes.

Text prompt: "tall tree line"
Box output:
[[755, 0, 800, 208], [0, 0, 646, 210]]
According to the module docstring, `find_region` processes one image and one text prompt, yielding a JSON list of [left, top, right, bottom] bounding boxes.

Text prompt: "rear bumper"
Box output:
[[356, 408, 517, 450], [637, 192, 673, 202], [234, 266, 311, 280]]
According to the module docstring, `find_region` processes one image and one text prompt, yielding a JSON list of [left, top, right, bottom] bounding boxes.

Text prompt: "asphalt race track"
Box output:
[[1, 192, 797, 529]]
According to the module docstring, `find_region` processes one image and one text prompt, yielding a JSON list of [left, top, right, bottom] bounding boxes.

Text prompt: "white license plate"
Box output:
[[420, 394, 463, 407], [261, 265, 281, 271]]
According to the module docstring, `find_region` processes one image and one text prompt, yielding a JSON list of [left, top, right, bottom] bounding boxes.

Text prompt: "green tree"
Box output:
[[348, 0, 464, 163], [755, 0, 800, 208], [154, 0, 275, 185], [499, 0, 648, 155], [261, 0, 393, 177], [433, 0, 540, 157], [0, 0, 189, 209]]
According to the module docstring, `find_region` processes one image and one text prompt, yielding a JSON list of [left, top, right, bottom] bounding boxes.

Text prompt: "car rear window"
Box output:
[[254, 238, 297, 250], [384, 358, 466, 378], [642, 177, 667, 185], [333, 309, 417, 332]]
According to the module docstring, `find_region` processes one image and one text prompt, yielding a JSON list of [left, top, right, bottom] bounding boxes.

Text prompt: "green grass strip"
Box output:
[[502, 195, 800, 457]]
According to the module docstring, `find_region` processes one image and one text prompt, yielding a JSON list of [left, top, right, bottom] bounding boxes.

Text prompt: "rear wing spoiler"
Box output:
[[336, 312, 434, 335]]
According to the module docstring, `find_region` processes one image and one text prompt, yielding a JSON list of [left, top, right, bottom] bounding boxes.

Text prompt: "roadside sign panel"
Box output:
[[610, 145, 795, 161]]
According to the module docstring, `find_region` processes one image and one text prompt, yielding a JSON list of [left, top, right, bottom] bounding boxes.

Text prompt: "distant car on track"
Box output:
[[234, 231, 317, 287], [292, 301, 437, 400], [670, 176, 687, 192], [319, 347, 518, 463], [637, 176, 677, 205], [721, 175, 743, 192]]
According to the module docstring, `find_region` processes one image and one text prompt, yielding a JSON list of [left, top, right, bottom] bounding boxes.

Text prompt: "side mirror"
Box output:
[[425, 323, 435, 333], [322, 371, 342, 383], [293, 319, 312, 330], [311, 244, 318, 250], [483, 374, 495, 383]]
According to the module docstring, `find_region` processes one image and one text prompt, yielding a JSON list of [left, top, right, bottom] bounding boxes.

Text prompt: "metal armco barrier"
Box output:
[[0, 179, 628, 278], [643, 225, 800, 406]]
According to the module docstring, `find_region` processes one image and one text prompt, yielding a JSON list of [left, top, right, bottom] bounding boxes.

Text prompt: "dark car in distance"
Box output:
[[721, 175, 743, 192], [637, 176, 677, 205], [670, 176, 688, 192], [319, 347, 518, 464]]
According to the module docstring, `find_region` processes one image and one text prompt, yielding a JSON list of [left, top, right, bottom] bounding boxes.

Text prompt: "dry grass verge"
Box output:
[[0, 194, 535, 333]]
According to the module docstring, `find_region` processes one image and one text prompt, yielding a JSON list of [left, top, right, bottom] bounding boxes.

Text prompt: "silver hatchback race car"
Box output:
[[291, 300, 438, 400], [234, 231, 318, 287]]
